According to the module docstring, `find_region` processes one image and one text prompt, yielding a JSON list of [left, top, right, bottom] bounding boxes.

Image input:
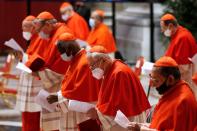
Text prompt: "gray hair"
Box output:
[[33, 18, 57, 25], [87, 52, 111, 62]]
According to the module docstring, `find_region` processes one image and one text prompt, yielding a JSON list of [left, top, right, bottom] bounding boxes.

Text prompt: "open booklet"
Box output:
[[114, 110, 156, 131], [4, 38, 24, 53], [4, 38, 31, 73], [68, 100, 95, 113], [35, 89, 58, 112]]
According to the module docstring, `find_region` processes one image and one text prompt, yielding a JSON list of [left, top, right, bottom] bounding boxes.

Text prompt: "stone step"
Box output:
[[0, 121, 21, 127], [0, 109, 20, 119]]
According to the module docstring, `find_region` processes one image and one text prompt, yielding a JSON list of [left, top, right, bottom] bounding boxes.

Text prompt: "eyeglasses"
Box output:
[[89, 62, 98, 70], [33, 19, 47, 32], [149, 74, 159, 83], [89, 60, 103, 70]]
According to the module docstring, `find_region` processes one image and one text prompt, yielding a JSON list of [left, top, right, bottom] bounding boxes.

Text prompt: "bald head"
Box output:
[[22, 15, 35, 33], [22, 15, 36, 40]]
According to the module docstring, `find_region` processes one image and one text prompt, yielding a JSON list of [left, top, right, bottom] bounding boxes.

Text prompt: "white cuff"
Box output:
[[140, 124, 157, 131], [96, 109, 116, 130], [57, 90, 69, 113]]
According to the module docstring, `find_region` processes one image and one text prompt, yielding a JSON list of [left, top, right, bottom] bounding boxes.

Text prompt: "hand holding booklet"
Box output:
[[114, 110, 156, 131], [114, 110, 130, 128], [35, 89, 58, 112], [68, 100, 95, 113]]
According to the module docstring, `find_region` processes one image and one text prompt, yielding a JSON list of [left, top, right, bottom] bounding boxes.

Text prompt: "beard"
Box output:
[[156, 80, 172, 95]]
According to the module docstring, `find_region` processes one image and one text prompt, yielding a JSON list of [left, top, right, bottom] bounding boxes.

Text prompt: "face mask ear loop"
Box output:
[[100, 59, 107, 76]]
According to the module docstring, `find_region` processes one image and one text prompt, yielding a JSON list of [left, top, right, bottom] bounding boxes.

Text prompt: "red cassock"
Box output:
[[97, 60, 150, 117], [87, 23, 117, 53], [65, 12, 89, 41], [165, 26, 197, 65], [61, 49, 100, 102], [26, 34, 48, 59], [150, 80, 197, 131], [25, 35, 45, 71], [22, 24, 73, 131], [26, 34, 39, 55], [22, 112, 40, 131], [21, 34, 42, 131], [40, 23, 73, 74], [25, 23, 71, 74], [25, 53, 45, 72]]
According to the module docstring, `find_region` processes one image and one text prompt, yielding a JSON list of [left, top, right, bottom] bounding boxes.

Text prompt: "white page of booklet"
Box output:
[[68, 100, 95, 113], [35, 89, 58, 112], [114, 110, 130, 129], [4, 38, 24, 53]]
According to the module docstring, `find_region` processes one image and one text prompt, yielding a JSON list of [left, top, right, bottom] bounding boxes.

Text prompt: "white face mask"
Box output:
[[89, 18, 95, 28], [62, 14, 70, 21], [39, 31, 49, 39], [92, 68, 104, 80], [164, 28, 172, 37], [22, 31, 32, 41], [61, 52, 73, 61]]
